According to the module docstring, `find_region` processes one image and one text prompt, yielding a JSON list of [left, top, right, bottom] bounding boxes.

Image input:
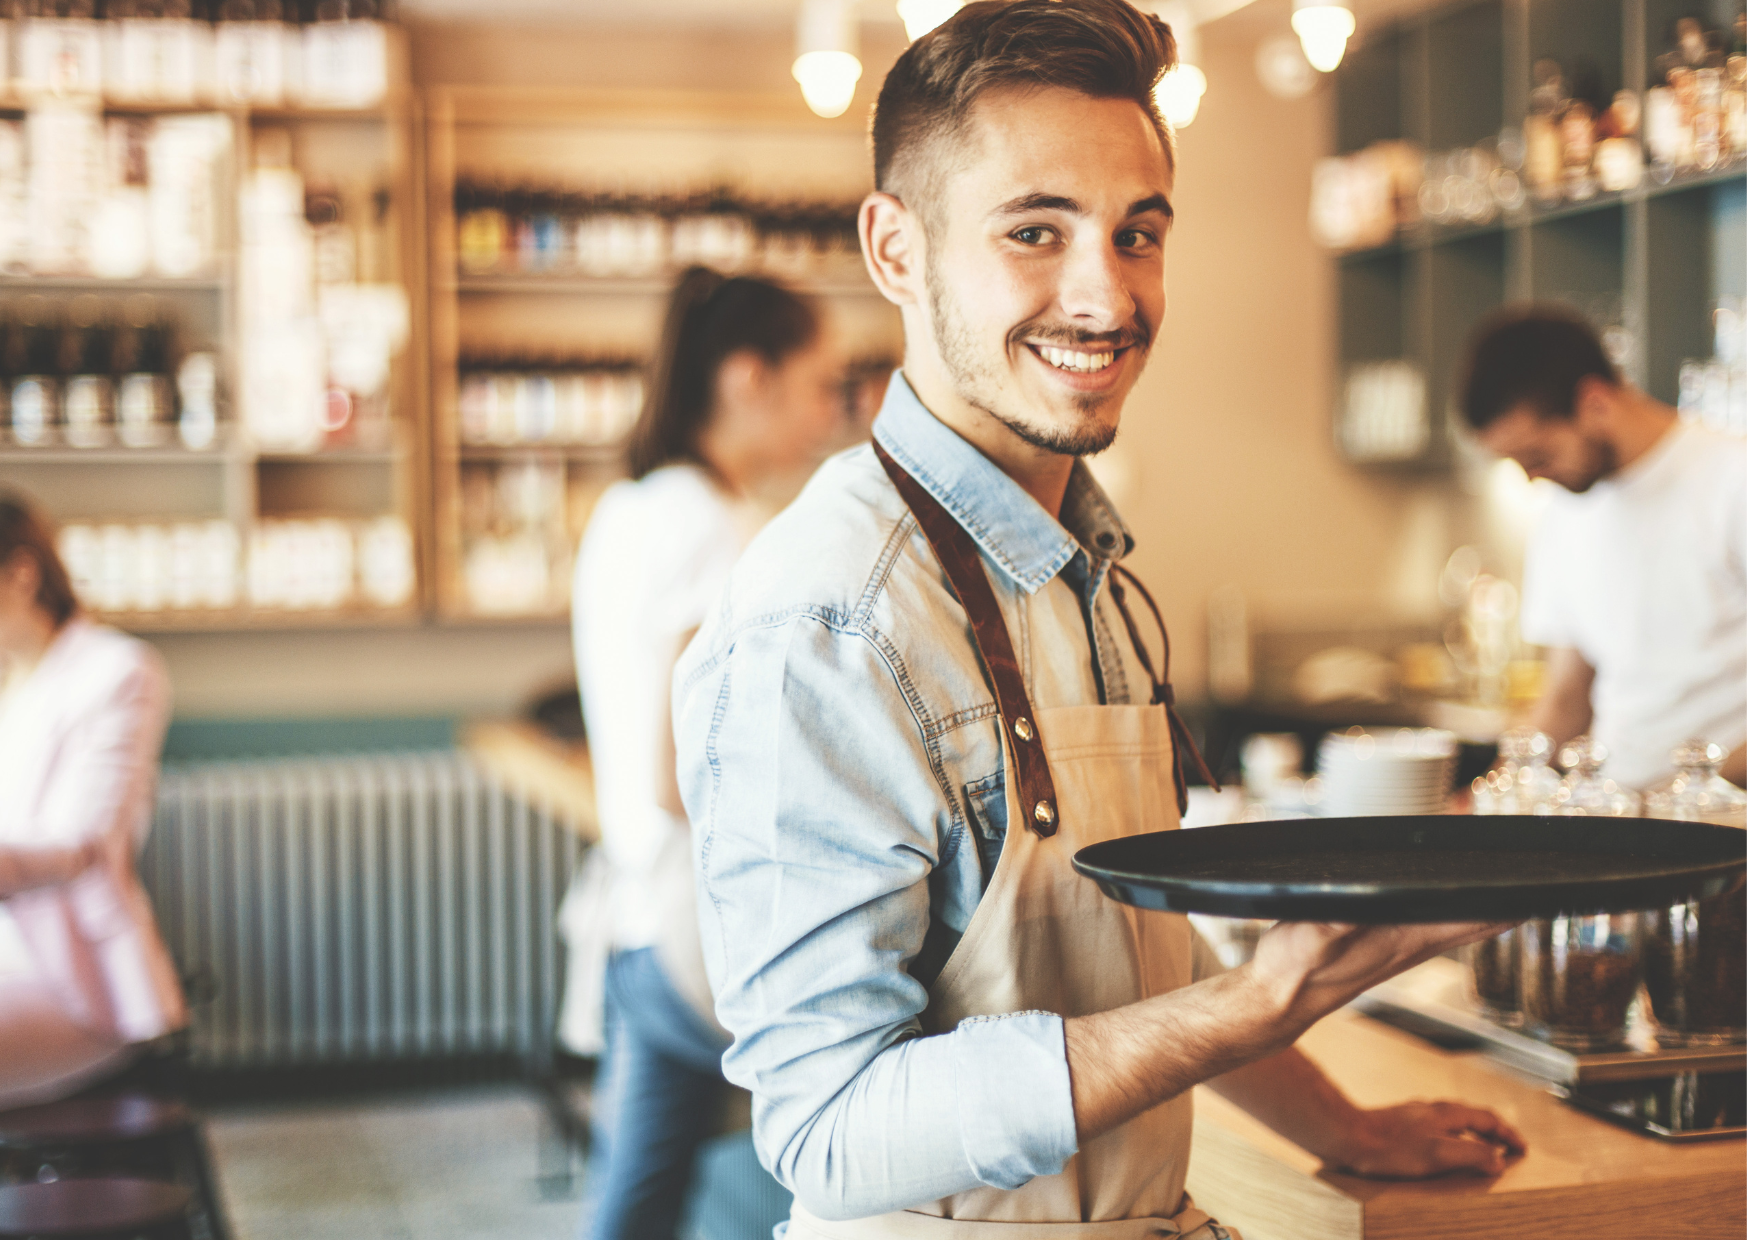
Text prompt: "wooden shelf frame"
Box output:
[[0, 32, 435, 632], [423, 84, 902, 624], [1331, 0, 1748, 469]]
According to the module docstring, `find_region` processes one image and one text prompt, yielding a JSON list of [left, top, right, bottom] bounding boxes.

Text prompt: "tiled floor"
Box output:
[[206, 1085, 582, 1240]]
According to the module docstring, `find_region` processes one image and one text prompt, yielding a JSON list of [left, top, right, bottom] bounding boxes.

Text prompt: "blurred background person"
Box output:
[[0, 495, 187, 1109], [566, 267, 846, 1240], [1459, 306, 1747, 790]]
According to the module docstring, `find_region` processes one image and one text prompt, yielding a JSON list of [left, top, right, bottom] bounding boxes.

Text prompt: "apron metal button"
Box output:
[[1034, 799, 1056, 827], [1014, 717, 1034, 742]]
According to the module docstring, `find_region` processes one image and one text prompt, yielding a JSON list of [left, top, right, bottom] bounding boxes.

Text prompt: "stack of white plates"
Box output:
[[1317, 728, 1457, 817]]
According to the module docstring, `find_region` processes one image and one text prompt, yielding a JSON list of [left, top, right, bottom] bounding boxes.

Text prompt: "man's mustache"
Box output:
[[1010, 322, 1154, 352]]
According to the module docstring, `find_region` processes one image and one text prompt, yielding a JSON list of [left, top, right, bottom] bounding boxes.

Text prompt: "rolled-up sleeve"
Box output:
[[676, 611, 1078, 1221]]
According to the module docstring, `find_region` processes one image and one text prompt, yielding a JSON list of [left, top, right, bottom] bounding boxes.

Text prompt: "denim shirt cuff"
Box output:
[[951, 1010, 1079, 1187]]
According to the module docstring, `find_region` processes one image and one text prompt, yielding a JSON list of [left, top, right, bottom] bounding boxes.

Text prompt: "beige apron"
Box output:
[[782, 448, 1238, 1240]]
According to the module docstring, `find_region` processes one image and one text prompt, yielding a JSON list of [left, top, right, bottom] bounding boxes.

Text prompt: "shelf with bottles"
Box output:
[[1318, 8, 1745, 260], [451, 181, 874, 296], [0, 4, 407, 116], [1, 291, 226, 453], [446, 455, 609, 623], [53, 509, 418, 630], [452, 352, 642, 455]]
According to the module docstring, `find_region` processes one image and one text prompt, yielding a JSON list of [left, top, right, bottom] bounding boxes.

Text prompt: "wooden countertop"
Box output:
[[462, 719, 600, 842], [1186, 1009, 1745, 1240]]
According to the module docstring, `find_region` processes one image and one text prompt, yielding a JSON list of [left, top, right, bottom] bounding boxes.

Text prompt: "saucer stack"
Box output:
[[1317, 728, 1457, 817]]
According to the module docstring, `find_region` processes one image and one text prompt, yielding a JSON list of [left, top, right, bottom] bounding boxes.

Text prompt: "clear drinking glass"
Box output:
[[1641, 740, 1747, 1047]]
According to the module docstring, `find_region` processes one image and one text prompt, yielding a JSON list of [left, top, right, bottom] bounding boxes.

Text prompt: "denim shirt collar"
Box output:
[[871, 371, 1134, 596]]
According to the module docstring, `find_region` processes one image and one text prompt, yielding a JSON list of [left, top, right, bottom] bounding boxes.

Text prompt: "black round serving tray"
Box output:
[[1072, 815, 1747, 923]]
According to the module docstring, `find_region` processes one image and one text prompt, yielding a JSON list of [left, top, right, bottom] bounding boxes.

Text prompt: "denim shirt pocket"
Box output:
[[963, 770, 1008, 892]]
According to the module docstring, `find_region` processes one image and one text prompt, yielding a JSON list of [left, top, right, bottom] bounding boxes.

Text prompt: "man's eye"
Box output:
[[1118, 229, 1157, 249], [1012, 226, 1054, 245]]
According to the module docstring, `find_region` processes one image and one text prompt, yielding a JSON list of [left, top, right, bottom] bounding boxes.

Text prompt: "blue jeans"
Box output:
[[586, 946, 732, 1240]]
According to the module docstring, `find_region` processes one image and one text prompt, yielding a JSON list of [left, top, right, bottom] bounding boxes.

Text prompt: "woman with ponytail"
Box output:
[[566, 266, 845, 1240]]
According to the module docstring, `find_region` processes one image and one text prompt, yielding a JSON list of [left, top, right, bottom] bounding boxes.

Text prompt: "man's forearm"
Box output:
[[1204, 1046, 1365, 1159], [1064, 965, 1286, 1140], [1064, 920, 1507, 1143]]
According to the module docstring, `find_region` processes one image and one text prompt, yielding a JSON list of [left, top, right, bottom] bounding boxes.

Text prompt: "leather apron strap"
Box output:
[[872, 439, 1216, 825], [873, 439, 1060, 837]]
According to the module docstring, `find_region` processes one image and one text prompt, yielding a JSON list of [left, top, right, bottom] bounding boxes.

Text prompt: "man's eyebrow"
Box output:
[[1128, 193, 1174, 220], [988, 191, 1175, 220]]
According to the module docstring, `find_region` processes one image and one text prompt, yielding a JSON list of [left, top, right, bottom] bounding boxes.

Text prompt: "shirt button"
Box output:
[[1013, 716, 1034, 742], [1034, 800, 1057, 827]]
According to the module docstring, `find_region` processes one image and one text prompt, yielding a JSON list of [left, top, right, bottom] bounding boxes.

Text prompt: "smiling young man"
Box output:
[[673, 4, 1524, 1237]]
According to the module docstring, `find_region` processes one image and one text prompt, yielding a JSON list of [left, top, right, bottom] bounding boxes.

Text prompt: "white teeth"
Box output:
[[1035, 345, 1116, 373]]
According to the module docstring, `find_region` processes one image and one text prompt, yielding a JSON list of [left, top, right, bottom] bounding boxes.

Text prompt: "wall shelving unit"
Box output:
[[424, 85, 902, 624], [0, 26, 429, 632], [1333, 0, 1747, 468]]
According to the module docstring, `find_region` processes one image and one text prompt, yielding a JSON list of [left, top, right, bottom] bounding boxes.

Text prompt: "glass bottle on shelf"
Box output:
[[60, 293, 113, 448], [455, 182, 507, 275], [16, 0, 103, 100], [1641, 739, 1746, 1048], [9, 294, 59, 446], [176, 350, 217, 450], [304, 0, 388, 109], [1523, 58, 1566, 203], [214, 0, 294, 107], [115, 296, 174, 448]]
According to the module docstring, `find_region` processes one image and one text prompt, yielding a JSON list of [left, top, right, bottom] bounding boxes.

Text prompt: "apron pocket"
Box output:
[[963, 771, 1008, 893]]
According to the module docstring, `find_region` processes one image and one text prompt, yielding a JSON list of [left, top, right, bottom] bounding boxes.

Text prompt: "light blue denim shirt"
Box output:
[[675, 374, 1214, 1223]]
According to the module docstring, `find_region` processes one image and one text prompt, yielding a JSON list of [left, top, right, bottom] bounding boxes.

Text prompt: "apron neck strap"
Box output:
[[1107, 564, 1222, 809], [872, 439, 1061, 838]]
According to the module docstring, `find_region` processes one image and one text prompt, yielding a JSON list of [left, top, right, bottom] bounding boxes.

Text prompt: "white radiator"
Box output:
[[141, 752, 586, 1070]]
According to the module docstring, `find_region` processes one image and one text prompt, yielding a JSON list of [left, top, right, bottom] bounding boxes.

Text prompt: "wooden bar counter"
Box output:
[[1187, 1010, 1745, 1240]]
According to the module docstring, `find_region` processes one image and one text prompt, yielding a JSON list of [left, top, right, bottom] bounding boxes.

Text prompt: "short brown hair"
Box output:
[[0, 494, 78, 628], [872, 0, 1178, 219], [1459, 304, 1620, 431]]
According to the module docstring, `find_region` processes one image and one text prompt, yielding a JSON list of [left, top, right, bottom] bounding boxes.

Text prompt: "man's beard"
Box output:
[[925, 260, 1149, 457]]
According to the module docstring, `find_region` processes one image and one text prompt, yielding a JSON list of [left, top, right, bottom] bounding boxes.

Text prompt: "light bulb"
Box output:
[[1153, 63, 1207, 129], [793, 50, 863, 118], [1291, 3, 1355, 73], [896, 0, 961, 41]]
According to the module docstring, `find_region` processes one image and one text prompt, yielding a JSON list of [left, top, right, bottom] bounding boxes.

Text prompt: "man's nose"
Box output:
[[1058, 239, 1137, 330]]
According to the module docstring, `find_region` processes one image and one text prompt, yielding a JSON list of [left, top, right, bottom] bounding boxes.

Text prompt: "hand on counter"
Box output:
[[1327, 1100, 1526, 1178]]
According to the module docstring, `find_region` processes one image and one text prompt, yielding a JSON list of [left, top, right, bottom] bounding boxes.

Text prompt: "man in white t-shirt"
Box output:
[[1459, 305, 1747, 790]]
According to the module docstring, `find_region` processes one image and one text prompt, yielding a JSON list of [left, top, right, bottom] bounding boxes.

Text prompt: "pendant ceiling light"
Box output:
[[1155, 63, 1208, 129], [794, 0, 863, 119], [1291, 0, 1356, 73], [1149, 3, 1205, 129], [896, 0, 962, 42]]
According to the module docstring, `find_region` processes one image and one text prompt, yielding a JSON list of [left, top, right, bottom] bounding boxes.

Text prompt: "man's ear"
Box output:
[[860, 190, 924, 308], [1571, 375, 1618, 433]]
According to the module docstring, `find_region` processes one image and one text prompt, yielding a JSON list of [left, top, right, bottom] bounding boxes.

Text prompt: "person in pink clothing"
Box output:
[[0, 495, 187, 1109]]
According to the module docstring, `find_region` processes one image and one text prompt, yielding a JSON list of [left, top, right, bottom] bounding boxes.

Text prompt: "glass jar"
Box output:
[[1519, 912, 1644, 1051], [1554, 735, 1641, 816], [1464, 925, 1521, 1026], [1641, 740, 1747, 1047]]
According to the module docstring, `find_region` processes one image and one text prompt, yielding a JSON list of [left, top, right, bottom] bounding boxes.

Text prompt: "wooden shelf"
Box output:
[[455, 442, 623, 461], [451, 272, 878, 297], [98, 604, 421, 633], [0, 273, 225, 291], [1336, 161, 1748, 264], [0, 446, 229, 464]]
